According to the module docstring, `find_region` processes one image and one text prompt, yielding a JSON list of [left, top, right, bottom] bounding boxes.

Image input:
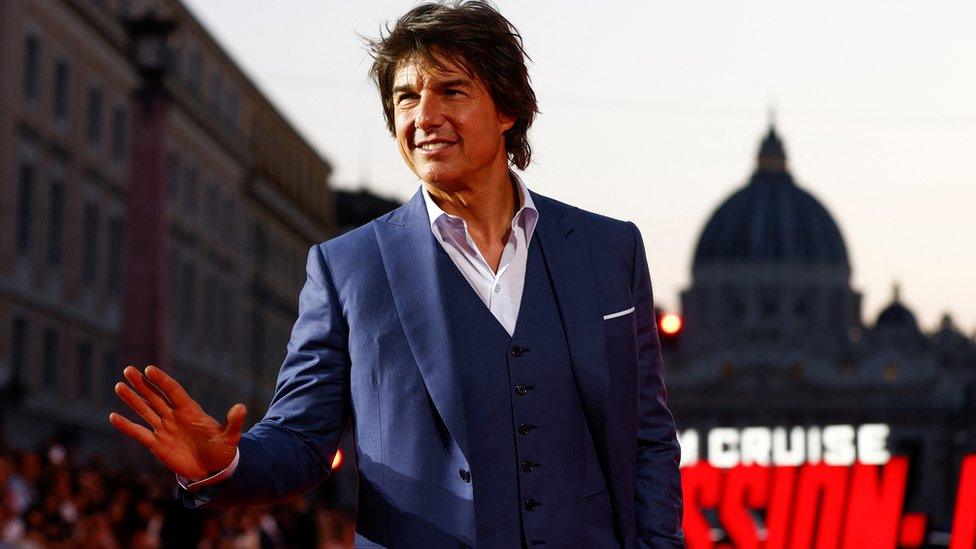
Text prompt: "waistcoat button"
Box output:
[[458, 468, 471, 483], [521, 460, 539, 473], [511, 346, 526, 357], [518, 423, 536, 435], [515, 384, 528, 396], [524, 499, 541, 511]]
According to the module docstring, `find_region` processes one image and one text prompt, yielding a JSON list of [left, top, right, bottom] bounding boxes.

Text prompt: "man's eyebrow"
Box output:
[[392, 84, 416, 96], [437, 79, 472, 89], [392, 78, 472, 96]]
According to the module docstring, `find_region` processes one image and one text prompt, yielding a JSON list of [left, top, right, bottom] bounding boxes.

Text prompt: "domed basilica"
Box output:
[[665, 124, 976, 522]]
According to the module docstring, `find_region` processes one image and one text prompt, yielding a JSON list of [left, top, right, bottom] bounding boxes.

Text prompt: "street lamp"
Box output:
[[119, 10, 177, 376], [125, 12, 175, 91]]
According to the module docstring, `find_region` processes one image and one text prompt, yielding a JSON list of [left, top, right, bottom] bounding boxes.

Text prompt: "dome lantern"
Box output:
[[757, 124, 788, 175]]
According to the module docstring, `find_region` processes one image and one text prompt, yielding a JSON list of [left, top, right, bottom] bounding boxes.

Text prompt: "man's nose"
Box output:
[[414, 93, 445, 132]]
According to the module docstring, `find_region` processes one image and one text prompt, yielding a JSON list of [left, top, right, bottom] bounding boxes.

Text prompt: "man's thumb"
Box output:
[[223, 403, 248, 437]]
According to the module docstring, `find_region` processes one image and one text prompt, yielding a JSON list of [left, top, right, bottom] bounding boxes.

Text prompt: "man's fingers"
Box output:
[[123, 366, 171, 414], [114, 382, 162, 428], [144, 365, 194, 408], [222, 403, 248, 441], [108, 412, 156, 449]]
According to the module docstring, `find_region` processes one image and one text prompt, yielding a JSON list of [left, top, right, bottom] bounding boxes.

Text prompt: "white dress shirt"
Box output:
[[179, 173, 538, 490], [177, 447, 239, 491], [422, 172, 539, 336]]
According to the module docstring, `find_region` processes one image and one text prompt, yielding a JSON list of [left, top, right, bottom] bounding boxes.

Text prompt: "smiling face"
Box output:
[[392, 54, 515, 191]]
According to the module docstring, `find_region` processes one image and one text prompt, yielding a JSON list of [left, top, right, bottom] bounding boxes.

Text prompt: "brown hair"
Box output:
[[366, 1, 538, 170]]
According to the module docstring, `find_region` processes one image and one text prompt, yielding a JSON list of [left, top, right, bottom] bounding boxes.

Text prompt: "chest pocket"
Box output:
[[600, 282, 636, 338]]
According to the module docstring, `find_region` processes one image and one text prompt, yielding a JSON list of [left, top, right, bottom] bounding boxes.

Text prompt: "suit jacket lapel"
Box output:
[[532, 192, 611, 451], [373, 190, 469, 459]]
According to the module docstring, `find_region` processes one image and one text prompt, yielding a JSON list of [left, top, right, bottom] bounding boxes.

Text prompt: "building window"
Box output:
[[102, 349, 118, 404], [179, 262, 196, 336], [11, 317, 28, 387], [167, 252, 179, 321], [221, 197, 235, 239], [16, 155, 36, 255], [86, 86, 103, 149], [219, 284, 234, 348], [205, 183, 218, 230], [202, 275, 217, 341], [251, 311, 265, 376], [831, 289, 846, 323], [107, 217, 123, 297], [82, 202, 100, 287], [187, 48, 202, 93], [42, 328, 59, 391], [184, 163, 198, 217], [884, 362, 899, 383], [165, 150, 181, 203], [225, 90, 238, 130], [77, 342, 93, 400], [252, 222, 267, 270], [169, 43, 183, 77], [47, 177, 65, 267], [111, 105, 127, 162], [53, 58, 70, 122], [23, 34, 40, 102], [726, 294, 744, 321], [794, 297, 808, 317], [760, 288, 778, 318], [210, 73, 223, 116]]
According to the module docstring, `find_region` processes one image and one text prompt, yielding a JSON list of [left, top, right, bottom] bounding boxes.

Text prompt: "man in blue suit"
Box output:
[[110, 2, 683, 547]]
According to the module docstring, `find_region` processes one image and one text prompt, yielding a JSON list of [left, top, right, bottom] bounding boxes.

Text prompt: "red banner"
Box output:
[[681, 455, 976, 548]]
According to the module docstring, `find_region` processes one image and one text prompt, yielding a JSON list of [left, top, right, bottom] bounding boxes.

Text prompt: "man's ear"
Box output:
[[499, 111, 516, 133]]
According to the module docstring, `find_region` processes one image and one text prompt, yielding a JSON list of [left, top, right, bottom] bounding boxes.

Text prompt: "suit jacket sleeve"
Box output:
[[628, 222, 684, 548], [178, 243, 351, 508]]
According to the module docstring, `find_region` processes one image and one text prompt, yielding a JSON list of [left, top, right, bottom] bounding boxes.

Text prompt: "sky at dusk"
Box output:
[[182, 0, 976, 333]]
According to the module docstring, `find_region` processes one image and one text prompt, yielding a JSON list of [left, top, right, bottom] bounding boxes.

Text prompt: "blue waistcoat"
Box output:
[[438, 234, 617, 548]]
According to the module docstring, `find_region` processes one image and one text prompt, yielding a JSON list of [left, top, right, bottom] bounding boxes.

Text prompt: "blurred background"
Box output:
[[0, 0, 973, 547]]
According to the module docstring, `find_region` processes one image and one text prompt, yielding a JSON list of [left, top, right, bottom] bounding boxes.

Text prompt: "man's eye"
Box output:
[[445, 89, 463, 96]]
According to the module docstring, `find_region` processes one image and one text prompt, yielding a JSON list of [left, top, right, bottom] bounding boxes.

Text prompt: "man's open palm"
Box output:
[[109, 365, 247, 481]]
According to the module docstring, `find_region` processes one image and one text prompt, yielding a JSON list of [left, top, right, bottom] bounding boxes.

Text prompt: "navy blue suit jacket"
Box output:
[[183, 189, 683, 548]]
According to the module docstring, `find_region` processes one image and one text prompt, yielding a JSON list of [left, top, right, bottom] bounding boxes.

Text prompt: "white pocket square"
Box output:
[[602, 306, 635, 320]]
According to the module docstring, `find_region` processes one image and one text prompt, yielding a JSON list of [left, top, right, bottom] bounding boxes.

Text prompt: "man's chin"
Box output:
[[415, 165, 462, 187]]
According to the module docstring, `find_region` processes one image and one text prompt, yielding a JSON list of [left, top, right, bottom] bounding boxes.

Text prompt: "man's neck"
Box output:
[[424, 168, 519, 271]]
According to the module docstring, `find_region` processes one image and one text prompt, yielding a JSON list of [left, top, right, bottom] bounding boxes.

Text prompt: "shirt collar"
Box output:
[[421, 171, 539, 240]]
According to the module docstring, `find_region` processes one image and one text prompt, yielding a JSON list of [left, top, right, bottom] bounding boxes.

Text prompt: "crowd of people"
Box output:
[[0, 435, 355, 548]]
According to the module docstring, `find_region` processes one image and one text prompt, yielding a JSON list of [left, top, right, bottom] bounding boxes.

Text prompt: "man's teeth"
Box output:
[[419, 142, 451, 151]]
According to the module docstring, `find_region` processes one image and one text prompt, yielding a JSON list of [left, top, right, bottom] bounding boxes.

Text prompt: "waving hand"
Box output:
[[109, 365, 247, 480]]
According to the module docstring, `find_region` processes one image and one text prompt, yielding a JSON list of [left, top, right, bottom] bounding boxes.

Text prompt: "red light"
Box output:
[[660, 313, 683, 335], [331, 449, 343, 470]]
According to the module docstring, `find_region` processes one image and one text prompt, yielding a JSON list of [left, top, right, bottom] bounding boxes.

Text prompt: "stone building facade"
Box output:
[[0, 0, 336, 456]]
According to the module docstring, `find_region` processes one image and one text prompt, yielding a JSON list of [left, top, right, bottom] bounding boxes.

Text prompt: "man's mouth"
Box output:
[[416, 141, 456, 152]]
